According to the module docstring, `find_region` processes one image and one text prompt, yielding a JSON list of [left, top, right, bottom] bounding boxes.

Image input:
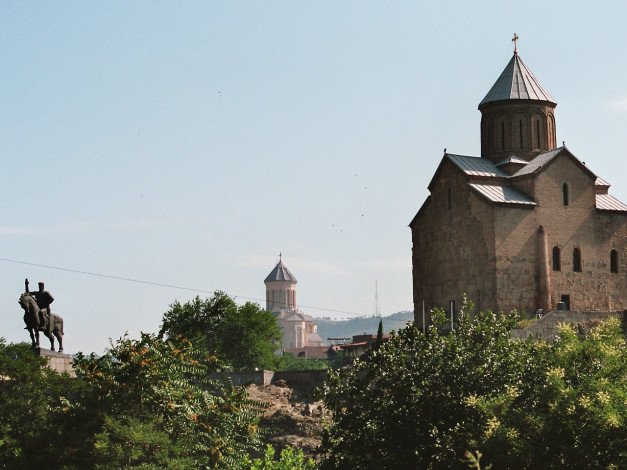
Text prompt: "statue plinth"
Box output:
[[35, 347, 75, 377]]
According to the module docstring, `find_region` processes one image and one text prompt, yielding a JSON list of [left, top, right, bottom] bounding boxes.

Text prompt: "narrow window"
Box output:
[[487, 124, 491, 153], [501, 121, 505, 149], [610, 250, 618, 273], [519, 120, 523, 149], [552, 246, 561, 271], [447, 187, 452, 210], [563, 183, 569, 206], [536, 120, 541, 148], [573, 248, 582, 272]]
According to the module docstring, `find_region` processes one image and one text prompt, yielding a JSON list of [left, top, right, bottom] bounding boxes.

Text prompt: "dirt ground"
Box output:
[[246, 383, 328, 462]]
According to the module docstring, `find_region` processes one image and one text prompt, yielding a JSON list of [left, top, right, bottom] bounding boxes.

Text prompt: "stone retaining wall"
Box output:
[[211, 369, 328, 396], [510, 310, 619, 341]]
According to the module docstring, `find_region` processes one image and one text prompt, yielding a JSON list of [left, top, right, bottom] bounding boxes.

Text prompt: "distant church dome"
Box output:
[[264, 255, 297, 313], [264, 259, 297, 283]]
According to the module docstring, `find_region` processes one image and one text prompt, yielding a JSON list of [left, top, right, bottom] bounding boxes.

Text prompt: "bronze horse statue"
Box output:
[[19, 292, 64, 352]]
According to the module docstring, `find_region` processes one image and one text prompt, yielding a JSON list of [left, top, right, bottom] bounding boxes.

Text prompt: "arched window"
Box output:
[[501, 121, 505, 149], [487, 122, 491, 153], [536, 120, 541, 148], [573, 248, 582, 272], [563, 183, 569, 206], [552, 246, 561, 271], [611, 250, 619, 273], [519, 120, 523, 149]]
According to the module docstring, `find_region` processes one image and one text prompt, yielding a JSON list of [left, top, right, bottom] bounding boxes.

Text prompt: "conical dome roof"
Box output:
[[264, 260, 297, 283], [479, 53, 556, 107]]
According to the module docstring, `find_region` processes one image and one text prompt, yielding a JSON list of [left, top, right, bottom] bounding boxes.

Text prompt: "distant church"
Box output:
[[264, 255, 324, 349], [410, 39, 627, 326]]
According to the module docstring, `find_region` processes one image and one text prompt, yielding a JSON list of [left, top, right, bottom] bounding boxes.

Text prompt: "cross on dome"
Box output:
[[512, 33, 519, 54]]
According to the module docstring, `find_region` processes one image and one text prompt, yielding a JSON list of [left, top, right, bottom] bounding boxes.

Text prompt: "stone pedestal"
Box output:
[[35, 347, 75, 377]]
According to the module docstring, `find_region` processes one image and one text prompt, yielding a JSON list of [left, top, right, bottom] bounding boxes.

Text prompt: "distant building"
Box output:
[[264, 256, 325, 349], [339, 333, 391, 356], [410, 44, 627, 327]]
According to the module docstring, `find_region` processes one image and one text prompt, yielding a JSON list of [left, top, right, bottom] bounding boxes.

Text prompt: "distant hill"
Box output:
[[315, 310, 414, 343]]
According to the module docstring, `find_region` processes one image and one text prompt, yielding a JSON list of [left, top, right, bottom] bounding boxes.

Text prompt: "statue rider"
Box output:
[[25, 279, 54, 333]]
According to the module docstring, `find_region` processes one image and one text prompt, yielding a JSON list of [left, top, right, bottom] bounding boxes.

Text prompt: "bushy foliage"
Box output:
[[480, 316, 627, 469], [319, 304, 627, 470], [320, 301, 527, 469], [277, 351, 351, 371], [0, 340, 80, 469], [64, 333, 267, 469], [249, 445, 316, 470], [159, 292, 282, 370], [321, 302, 627, 470]]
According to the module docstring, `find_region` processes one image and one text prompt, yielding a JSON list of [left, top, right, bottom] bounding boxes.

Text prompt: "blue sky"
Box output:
[[2, 1, 626, 354]]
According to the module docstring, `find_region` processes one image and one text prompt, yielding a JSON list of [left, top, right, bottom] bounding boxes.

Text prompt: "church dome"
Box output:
[[478, 45, 558, 163], [264, 259, 297, 283], [479, 53, 556, 107]]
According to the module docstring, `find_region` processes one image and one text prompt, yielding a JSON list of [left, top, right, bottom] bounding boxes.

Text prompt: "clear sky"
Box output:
[[2, 1, 626, 354]]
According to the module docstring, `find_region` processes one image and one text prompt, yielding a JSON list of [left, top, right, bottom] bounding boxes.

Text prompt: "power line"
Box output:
[[0, 257, 366, 317]]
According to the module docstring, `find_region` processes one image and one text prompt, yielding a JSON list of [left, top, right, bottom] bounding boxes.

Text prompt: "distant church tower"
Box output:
[[264, 255, 325, 349], [264, 254, 297, 313], [479, 35, 558, 165]]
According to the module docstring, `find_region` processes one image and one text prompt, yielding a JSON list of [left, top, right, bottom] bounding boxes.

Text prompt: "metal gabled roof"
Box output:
[[512, 146, 598, 182], [264, 260, 297, 283], [595, 176, 610, 187], [446, 153, 509, 178], [596, 194, 627, 212], [479, 53, 556, 106], [468, 183, 537, 206], [512, 147, 564, 176]]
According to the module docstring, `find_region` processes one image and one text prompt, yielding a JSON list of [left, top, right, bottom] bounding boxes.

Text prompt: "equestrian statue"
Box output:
[[19, 278, 64, 352]]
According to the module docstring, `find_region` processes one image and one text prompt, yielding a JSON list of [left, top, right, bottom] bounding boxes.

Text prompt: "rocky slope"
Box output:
[[246, 383, 328, 462]]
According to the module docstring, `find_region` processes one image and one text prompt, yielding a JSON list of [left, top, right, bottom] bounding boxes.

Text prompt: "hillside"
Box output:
[[315, 310, 413, 343]]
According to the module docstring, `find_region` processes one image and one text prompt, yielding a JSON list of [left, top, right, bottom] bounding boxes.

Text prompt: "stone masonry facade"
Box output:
[[411, 49, 627, 327]]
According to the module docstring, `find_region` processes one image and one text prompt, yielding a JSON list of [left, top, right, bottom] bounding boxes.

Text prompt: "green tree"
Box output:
[[320, 305, 627, 470], [319, 304, 530, 469], [249, 445, 316, 470], [0, 339, 80, 470], [277, 352, 329, 371], [159, 292, 282, 370], [65, 334, 267, 469], [479, 317, 627, 469], [374, 319, 384, 350]]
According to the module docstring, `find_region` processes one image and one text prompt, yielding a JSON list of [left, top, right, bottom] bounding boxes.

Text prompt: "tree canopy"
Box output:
[[319, 303, 627, 469], [0, 340, 81, 469], [159, 292, 282, 371]]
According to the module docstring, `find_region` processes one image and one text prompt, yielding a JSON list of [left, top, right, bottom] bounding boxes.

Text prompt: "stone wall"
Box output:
[[510, 310, 619, 341], [211, 369, 328, 396], [493, 204, 538, 314], [412, 160, 497, 325]]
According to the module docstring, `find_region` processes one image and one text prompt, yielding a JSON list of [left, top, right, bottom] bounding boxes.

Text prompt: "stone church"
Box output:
[[264, 256, 324, 349], [410, 44, 627, 326]]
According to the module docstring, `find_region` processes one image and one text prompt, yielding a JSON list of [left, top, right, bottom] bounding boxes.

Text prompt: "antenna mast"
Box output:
[[374, 281, 381, 317]]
